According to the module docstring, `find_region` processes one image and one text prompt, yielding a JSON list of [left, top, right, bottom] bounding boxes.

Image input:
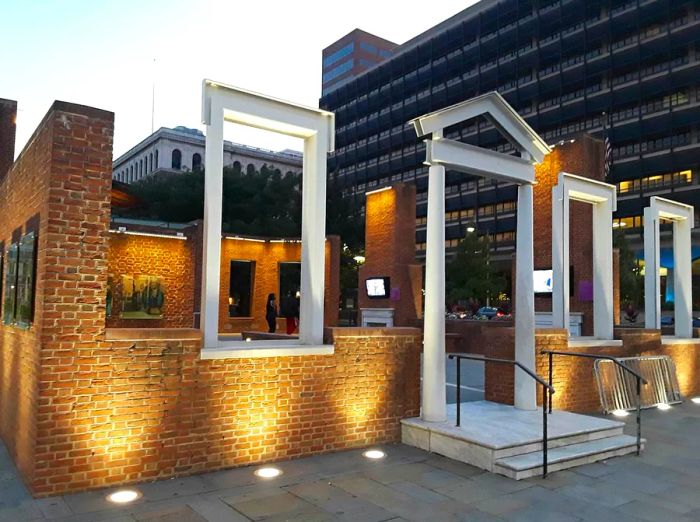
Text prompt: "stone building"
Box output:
[[112, 126, 302, 184]]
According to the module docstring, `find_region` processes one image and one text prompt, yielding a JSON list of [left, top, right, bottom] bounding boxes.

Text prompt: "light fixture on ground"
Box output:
[[691, 397, 700, 404], [106, 489, 141, 504], [254, 467, 282, 479], [656, 403, 672, 411], [611, 409, 629, 417], [362, 449, 386, 460]]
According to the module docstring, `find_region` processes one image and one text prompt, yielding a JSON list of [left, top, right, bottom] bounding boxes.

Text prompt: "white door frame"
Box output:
[[551, 172, 617, 339], [643, 196, 694, 337], [200, 80, 334, 356]]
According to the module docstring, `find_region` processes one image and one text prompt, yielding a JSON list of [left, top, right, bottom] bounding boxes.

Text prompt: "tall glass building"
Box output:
[[320, 0, 700, 262]]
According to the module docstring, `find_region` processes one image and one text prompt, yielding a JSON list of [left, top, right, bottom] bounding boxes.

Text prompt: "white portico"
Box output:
[[643, 196, 695, 338], [410, 92, 551, 417]]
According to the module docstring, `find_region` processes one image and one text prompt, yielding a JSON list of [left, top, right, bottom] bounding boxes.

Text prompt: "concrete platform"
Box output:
[[402, 401, 642, 479]]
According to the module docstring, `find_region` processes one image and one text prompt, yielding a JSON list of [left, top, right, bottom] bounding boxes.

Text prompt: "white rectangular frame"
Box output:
[[200, 80, 335, 357], [552, 172, 617, 340], [643, 196, 694, 338]]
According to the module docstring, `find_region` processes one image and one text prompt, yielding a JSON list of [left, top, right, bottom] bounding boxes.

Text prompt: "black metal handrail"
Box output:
[[541, 350, 648, 456], [448, 353, 555, 478]]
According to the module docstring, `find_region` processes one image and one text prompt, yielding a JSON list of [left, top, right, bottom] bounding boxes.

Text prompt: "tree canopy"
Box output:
[[614, 229, 644, 308], [446, 230, 505, 305]]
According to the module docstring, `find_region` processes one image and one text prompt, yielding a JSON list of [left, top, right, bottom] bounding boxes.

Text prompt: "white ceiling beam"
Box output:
[[426, 138, 535, 184]]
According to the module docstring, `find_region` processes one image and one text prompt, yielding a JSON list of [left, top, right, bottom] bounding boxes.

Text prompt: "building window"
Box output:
[[139, 159, 143, 178], [229, 260, 255, 317], [130, 165, 134, 182], [172, 149, 182, 170], [149, 153, 153, 173], [155, 149, 159, 168], [192, 153, 202, 171], [233, 161, 241, 171], [323, 60, 354, 83], [279, 262, 301, 303], [323, 42, 354, 68]]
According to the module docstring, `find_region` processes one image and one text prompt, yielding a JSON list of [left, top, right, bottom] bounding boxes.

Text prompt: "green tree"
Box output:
[[325, 173, 364, 292], [120, 164, 302, 237], [446, 229, 505, 306], [614, 229, 644, 308]]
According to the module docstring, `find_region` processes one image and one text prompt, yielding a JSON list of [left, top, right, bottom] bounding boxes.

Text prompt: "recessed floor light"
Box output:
[[106, 489, 141, 504], [363, 449, 386, 460], [612, 409, 629, 417], [254, 467, 282, 479], [656, 403, 672, 411], [691, 397, 700, 404]]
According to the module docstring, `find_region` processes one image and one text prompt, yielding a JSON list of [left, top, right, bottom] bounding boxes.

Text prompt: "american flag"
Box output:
[[604, 134, 612, 179]]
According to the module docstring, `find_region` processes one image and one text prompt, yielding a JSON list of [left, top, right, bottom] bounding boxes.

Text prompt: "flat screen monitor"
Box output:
[[366, 277, 390, 299], [533, 269, 553, 294]]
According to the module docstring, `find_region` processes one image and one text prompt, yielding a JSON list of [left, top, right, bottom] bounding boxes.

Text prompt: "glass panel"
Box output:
[[229, 260, 255, 317], [16, 232, 37, 328], [2, 244, 17, 325]]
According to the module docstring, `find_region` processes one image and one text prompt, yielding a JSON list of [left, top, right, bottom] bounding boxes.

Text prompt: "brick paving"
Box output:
[[0, 401, 698, 521]]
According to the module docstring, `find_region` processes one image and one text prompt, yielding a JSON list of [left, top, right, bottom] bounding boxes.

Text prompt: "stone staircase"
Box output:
[[401, 401, 643, 480]]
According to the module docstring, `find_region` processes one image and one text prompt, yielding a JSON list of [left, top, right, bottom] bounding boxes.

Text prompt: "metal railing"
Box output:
[[448, 353, 555, 477], [541, 350, 648, 456]]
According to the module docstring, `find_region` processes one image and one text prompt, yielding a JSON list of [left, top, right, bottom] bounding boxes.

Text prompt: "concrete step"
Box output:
[[493, 435, 643, 480], [492, 423, 624, 460]]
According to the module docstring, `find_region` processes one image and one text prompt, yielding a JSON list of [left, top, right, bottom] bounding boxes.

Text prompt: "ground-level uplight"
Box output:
[[254, 467, 282, 479], [691, 397, 700, 404], [656, 403, 672, 411], [362, 449, 386, 460], [106, 489, 141, 504], [611, 409, 629, 417]]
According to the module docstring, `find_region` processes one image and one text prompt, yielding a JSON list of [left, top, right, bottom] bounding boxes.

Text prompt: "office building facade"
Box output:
[[320, 0, 700, 261], [322, 29, 398, 96]]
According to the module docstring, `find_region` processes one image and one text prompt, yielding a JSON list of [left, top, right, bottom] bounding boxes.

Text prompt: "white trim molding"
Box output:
[[200, 80, 335, 352], [643, 197, 694, 337], [552, 172, 617, 340]]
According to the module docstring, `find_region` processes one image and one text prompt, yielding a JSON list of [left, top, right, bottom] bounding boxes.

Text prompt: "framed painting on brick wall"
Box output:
[[3, 243, 18, 326], [120, 274, 165, 319], [16, 232, 37, 328]]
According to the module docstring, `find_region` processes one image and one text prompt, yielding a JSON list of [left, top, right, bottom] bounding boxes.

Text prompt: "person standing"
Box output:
[[282, 291, 297, 335], [266, 293, 278, 333]]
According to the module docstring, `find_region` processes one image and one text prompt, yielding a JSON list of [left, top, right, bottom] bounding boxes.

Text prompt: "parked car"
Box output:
[[475, 306, 505, 320], [694, 317, 700, 328], [660, 316, 674, 326]]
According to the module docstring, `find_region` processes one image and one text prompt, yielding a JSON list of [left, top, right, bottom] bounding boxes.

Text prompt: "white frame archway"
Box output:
[[200, 80, 335, 357], [412, 92, 551, 418], [643, 196, 694, 338], [552, 172, 617, 340]]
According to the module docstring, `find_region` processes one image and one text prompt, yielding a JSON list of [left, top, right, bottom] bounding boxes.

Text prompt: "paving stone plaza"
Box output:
[[0, 402, 697, 521]]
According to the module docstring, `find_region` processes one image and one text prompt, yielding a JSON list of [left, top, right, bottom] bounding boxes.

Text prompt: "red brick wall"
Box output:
[[359, 183, 422, 326], [0, 101, 114, 492], [532, 134, 608, 335], [0, 98, 17, 180], [29, 327, 420, 496], [106, 234, 196, 329], [218, 236, 340, 333], [482, 325, 700, 411]]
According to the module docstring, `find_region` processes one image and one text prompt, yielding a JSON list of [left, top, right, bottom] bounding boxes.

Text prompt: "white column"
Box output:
[[643, 208, 660, 329], [201, 99, 224, 348], [299, 133, 327, 346], [422, 163, 446, 422], [515, 182, 536, 410], [592, 201, 614, 339], [551, 184, 569, 331], [674, 218, 693, 338]]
